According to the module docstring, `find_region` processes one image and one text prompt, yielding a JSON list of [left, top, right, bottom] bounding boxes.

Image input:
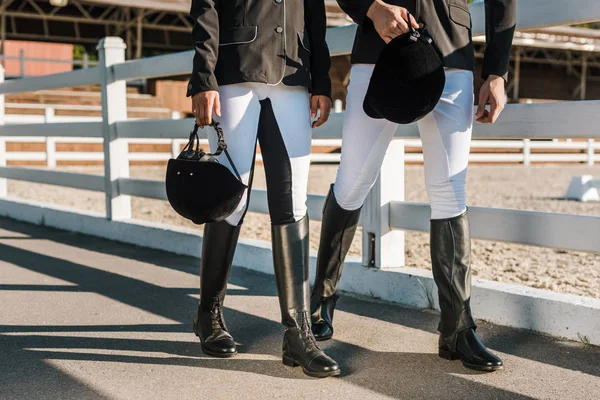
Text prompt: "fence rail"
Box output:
[[0, 53, 98, 78], [1, 0, 600, 274], [1, 133, 597, 166]]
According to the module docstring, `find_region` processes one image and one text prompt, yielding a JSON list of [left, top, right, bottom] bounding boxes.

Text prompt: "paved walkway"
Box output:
[[0, 217, 599, 400]]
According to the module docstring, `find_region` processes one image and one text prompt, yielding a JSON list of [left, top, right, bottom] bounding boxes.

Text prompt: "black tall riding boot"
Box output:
[[192, 220, 240, 358], [431, 211, 503, 371], [272, 216, 340, 378], [310, 186, 361, 341]]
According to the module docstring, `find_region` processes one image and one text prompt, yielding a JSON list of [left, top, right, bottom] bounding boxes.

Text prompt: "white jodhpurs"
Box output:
[[333, 64, 474, 220], [208, 82, 312, 226]]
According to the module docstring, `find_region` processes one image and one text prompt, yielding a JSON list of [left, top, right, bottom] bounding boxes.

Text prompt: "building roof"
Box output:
[[474, 26, 600, 53], [82, 0, 190, 13], [83, 1, 349, 23]]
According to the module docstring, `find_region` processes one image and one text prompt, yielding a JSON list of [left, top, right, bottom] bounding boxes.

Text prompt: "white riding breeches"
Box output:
[[208, 82, 312, 227], [333, 64, 474, 220]]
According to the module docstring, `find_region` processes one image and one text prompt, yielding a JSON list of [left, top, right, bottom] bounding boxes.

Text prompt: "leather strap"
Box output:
[[184, 123, 243, 181]]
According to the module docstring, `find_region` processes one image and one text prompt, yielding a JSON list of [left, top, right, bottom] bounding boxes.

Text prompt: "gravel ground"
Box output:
[[6, 164, 600, 299]]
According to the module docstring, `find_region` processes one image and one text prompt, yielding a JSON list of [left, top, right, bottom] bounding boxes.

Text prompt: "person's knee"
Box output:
[[333, 181, 371, 211], [427, 181, 467, 220]]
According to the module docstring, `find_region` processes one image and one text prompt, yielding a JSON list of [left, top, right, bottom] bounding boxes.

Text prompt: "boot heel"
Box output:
[[439, 348, 459, 360], [282, 355, 299, 368]]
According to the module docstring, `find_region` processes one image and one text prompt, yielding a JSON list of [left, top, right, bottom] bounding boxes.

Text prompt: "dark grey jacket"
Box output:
[[187, 0, 332, 98], [337, 0, 516, 79]]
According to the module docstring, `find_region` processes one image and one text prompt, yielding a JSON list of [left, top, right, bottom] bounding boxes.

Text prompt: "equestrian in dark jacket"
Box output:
[[187, 0, 340, 379], [337, 0, 516, 79], [187, 0, 332, 98]]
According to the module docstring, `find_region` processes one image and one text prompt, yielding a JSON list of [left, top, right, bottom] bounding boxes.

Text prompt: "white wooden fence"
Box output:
[[2, 110, 598, 166], [0, 53, 98, 78], [1, 0, 600, 270]]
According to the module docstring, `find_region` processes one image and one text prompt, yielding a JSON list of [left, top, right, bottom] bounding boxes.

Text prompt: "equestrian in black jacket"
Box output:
[[187, 0, 332, 98], [186, 0, 340, 379], [337, 0, 516, 80]]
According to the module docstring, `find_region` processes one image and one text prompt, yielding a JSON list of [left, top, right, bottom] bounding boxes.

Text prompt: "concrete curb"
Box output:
[[1, 196, 598, 345]]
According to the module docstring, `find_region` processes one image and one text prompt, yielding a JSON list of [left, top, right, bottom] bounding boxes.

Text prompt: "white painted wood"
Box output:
[[529, 141, 588, 149], [311, 139, 343, 147], [119, 177, 167, 200], [128, 153, 172, 161], [470, 0, 600, 36], [0, 67, 102, 95], [361, 140, 405, 269], [523, 139, 531, 166], [565, 175, 600, 202], [4, 103, 169, 113], [0, 122, 104, 137], [171, 140, 180, 158], [587, 139, 595, 166], [0, 167, 104, 191], [98, 37, 131, 220], [468, 101, 600, 139], [112, 101, 600, 142], [0, 64, 6, 197], [5, 153, 46, 161], [389, 202, 600, 254], [54, 153, 104, 161], [111, 51, 194, 82], [45, 108, 57, 168], [529, 154, 588, 162], [1, 138, 596, 164], [116, 118, 195, 139], [325, 24, 356, 57], [4, 115, 102, 124]]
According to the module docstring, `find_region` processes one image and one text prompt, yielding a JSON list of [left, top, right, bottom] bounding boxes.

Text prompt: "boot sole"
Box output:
[[194, 322, 238, 358], [201, 344, 238, 358], [282, 355, 341, 378], [314, 331, 333, 342], [439, 349, 503, 372]]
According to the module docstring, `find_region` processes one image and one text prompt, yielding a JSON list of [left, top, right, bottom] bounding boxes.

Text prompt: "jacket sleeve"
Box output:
[[186, 0, 220, 97], [336, 0, 375, 27], [305, 0, 333, 98], [482, 0, 516, 81]]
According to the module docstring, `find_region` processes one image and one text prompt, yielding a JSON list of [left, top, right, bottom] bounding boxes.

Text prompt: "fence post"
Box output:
[[171, 111, 181, 158], [19, 49, 25, 77], [83, 53, 90, 69], [334, 99, 343, 113], [587, 139, 595, 166], [45, 107, 57, 168], [97, 37, 131, 220], [361, 140, 405, 269], [0, 64, 6, 197], [523, 139, 531, 166]]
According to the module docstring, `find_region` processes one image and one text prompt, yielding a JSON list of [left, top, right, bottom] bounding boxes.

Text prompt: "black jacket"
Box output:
[[187, 0, 332, 98], [337, 0, 516, 80]]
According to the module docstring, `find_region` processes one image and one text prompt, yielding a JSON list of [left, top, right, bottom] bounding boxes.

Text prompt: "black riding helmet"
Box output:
[[166, 122, 246, 225], [363, 17, 446, 125]]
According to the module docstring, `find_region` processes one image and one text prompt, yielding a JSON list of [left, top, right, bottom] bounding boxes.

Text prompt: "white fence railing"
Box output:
[[0, 53, 98, 78], [1, 1, 600, 271], [3, 112, 598, 166], [2, 135, 598, 166]]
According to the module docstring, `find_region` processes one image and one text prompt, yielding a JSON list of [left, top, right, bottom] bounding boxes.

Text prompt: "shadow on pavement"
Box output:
[[0, 217, 598, 399]]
